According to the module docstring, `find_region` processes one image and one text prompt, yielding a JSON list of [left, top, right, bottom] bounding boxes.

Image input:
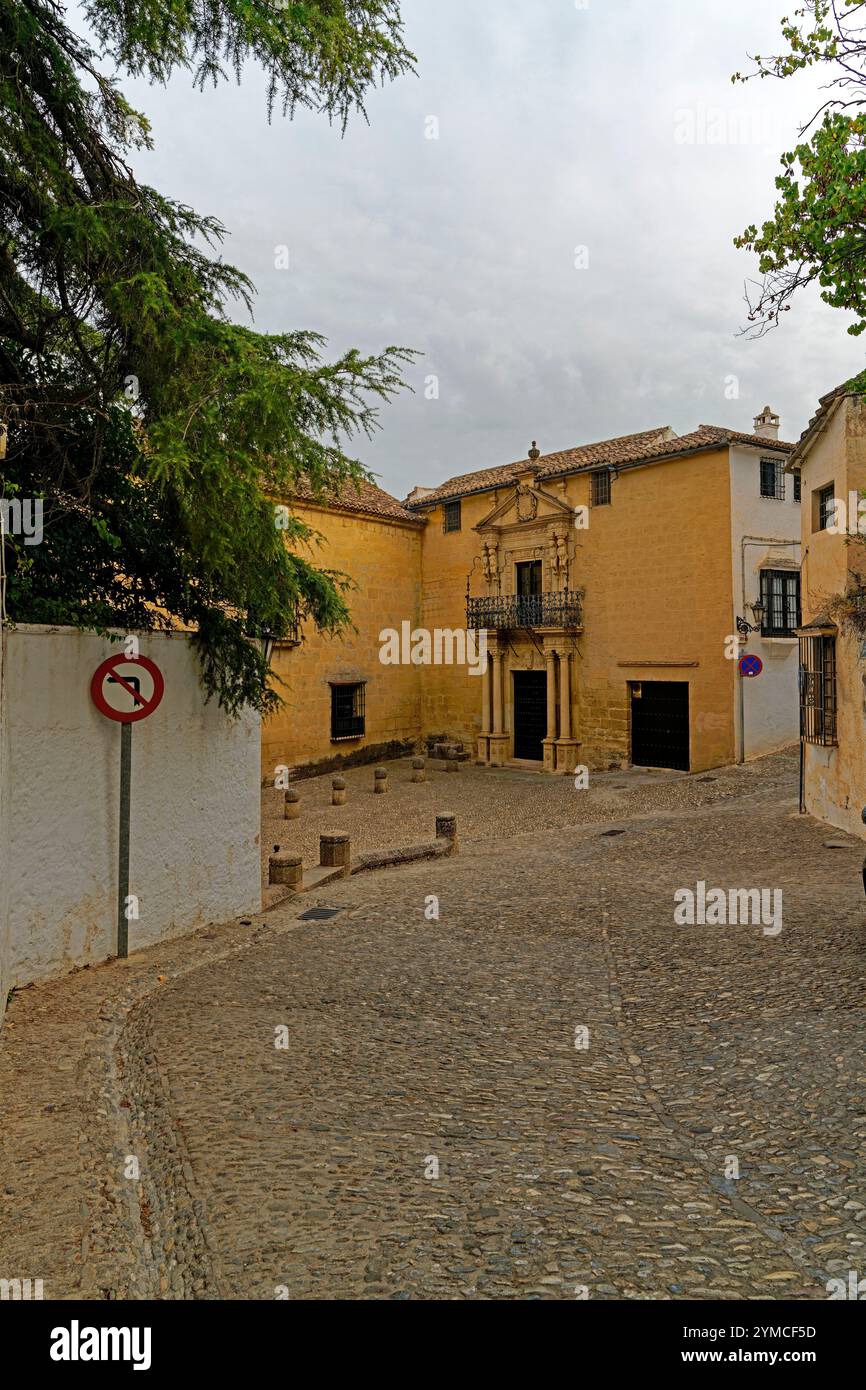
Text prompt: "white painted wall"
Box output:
[[729, 445, 802, 760], [0, 626, 261, 993]]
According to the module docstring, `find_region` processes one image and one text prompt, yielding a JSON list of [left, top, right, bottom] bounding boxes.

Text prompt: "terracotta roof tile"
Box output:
[[406, 424, 793, 508], [291, 476, 423, 525], [789, 382, 858, 464]]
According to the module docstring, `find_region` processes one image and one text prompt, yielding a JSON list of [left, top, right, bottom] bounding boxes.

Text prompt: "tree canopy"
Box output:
[[734, 1, 866, 360], [0, 0, 415, 712]]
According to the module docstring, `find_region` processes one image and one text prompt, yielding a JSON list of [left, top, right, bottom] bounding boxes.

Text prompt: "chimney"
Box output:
[[753, 405, 780, 441], [405, 485, 435, 507]]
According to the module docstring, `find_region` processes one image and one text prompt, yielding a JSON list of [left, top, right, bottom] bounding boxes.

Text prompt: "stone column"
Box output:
[[547, 650, 558, 738], [543, 647, 558, 773], [492, 647, 503, 734], [477, 638, 493, 764], [560, 651, 571, 740], [488, 645, 509, 766], [481, 645, 492, 731], [555, 646, 580, 774]]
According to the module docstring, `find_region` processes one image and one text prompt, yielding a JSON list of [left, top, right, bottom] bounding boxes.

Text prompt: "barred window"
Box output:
[[443, 499, 462, 532], [760, 457, 785, 500], [799, 635, 837, 746], [817, 483, 835, 531], [793, 471, 801, 503], [330, 682, 366, 741], [760, 569, 801, 637], [591, 470, 611, 507]]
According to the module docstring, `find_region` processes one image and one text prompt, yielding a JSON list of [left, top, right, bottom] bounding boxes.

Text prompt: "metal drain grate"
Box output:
[[297, 906, 344, 921]]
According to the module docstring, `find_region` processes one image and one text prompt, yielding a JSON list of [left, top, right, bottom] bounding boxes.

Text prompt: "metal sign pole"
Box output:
[[117, 722, 132, 958], [92, 652, 163, 960]]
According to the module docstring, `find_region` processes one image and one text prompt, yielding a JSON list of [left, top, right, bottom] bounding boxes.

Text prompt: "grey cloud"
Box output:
[[111, 0, 864, 497]]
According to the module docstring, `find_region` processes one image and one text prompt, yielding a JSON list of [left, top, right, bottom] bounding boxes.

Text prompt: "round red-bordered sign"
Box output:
[[739, 654, 763, 679], [91, 654, 165, 723]]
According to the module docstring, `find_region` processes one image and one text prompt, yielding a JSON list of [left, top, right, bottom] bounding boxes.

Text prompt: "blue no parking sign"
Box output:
[[739, 654, 763, 679]]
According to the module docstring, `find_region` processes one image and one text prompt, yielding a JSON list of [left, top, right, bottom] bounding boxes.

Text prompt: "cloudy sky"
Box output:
[[109, 0, 864, 499]]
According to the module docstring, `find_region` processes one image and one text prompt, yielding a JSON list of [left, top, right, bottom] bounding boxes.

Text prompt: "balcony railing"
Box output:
[[466, 591, 583, 631]]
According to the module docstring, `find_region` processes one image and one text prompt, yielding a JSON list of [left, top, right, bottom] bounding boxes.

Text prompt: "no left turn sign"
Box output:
[[91, 653, 165, 723]]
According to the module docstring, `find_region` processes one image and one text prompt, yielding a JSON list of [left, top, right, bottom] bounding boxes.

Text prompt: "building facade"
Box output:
[[789, 388, 866, 839], [408, 412, 800, 775], [262, 480, 424, 782], [267, 411, 802, 779]]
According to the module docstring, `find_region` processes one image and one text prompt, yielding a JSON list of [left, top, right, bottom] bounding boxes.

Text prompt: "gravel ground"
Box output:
[[261, 752, 789, 889]]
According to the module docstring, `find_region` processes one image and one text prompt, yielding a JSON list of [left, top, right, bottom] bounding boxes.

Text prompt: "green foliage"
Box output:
[[84, 0, 415, 125], [732, 2, 840, 85], [734, 2, 866, 338], [0, 0, 416, 713], [735, 111, 866, 336]]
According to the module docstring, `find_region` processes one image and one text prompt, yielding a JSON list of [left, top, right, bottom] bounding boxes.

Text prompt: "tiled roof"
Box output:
[[789, 382, 857, 465], [291, 476, 423, 524], [406, 424, 794, 508]]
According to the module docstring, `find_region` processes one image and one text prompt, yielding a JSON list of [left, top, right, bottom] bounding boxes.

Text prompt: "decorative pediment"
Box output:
[[475, 482, 575, 533]]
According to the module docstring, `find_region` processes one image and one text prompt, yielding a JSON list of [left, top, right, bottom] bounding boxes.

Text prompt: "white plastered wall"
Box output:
[[0, 626, 261, 992], [729, 445, 802, 760]]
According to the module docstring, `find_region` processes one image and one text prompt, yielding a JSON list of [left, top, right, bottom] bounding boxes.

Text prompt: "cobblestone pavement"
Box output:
[[3, 749, 866, 1300], [261, 752, 719, 889]]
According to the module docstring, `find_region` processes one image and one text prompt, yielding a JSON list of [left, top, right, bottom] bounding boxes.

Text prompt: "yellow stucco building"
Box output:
[[263, 480, 424, 780], [788, 387, 866, 839], [265, 414, 801, 780]]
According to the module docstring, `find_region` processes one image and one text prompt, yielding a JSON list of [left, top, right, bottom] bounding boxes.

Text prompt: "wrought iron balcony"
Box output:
[[466, 591, 583, 631]]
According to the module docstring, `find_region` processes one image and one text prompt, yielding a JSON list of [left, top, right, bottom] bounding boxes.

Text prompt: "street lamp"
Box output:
[[736, 599, 765, 637], [260, 630, 277, 667]]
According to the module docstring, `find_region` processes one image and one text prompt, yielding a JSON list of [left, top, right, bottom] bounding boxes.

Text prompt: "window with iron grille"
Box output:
[[443, 499, 462, 532], [330, 682, 366, 741], [793, 471, 801, 502], [760, 569, 801, 637], [817, 483, 835, 531], [591, 470, 611, 507], [760, 457, 785, 500], [799, 634, 837, 746]]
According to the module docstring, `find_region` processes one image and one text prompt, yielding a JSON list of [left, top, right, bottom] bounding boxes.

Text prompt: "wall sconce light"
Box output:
[[736, 600, 765, 637]]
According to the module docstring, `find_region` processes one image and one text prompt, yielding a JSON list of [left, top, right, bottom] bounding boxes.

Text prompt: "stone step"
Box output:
[[301, 864, 347, 892]]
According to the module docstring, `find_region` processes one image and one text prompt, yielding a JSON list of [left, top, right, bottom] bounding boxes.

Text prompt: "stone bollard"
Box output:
[[435, 814, 458, 852], [269, 850, 303, 889], [320, 831, 351, 878], [332, 776, 347, 807], [284, 788, 301, 820], [411, 757, 426, 784], [374, 766, 388, 794]]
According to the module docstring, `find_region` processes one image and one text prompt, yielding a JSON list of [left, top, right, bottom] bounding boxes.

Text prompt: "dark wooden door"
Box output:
[[630, 681, 689, 771], [513, 670, 547, 761]]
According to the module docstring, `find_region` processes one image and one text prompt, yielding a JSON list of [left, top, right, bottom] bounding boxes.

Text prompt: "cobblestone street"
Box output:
[[3, 750, 866, 1300]]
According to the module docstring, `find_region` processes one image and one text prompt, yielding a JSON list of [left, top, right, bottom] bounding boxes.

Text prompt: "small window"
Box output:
[[443, 499, 462, 532], [760, 569, 801, 637], [760, 457, 785, 500], [799, 635, 837, 745], [793, 471, 801, 503], [591, 470, 611, 507], [816, 483, 835, 532], [330, 682, 365, 742]]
